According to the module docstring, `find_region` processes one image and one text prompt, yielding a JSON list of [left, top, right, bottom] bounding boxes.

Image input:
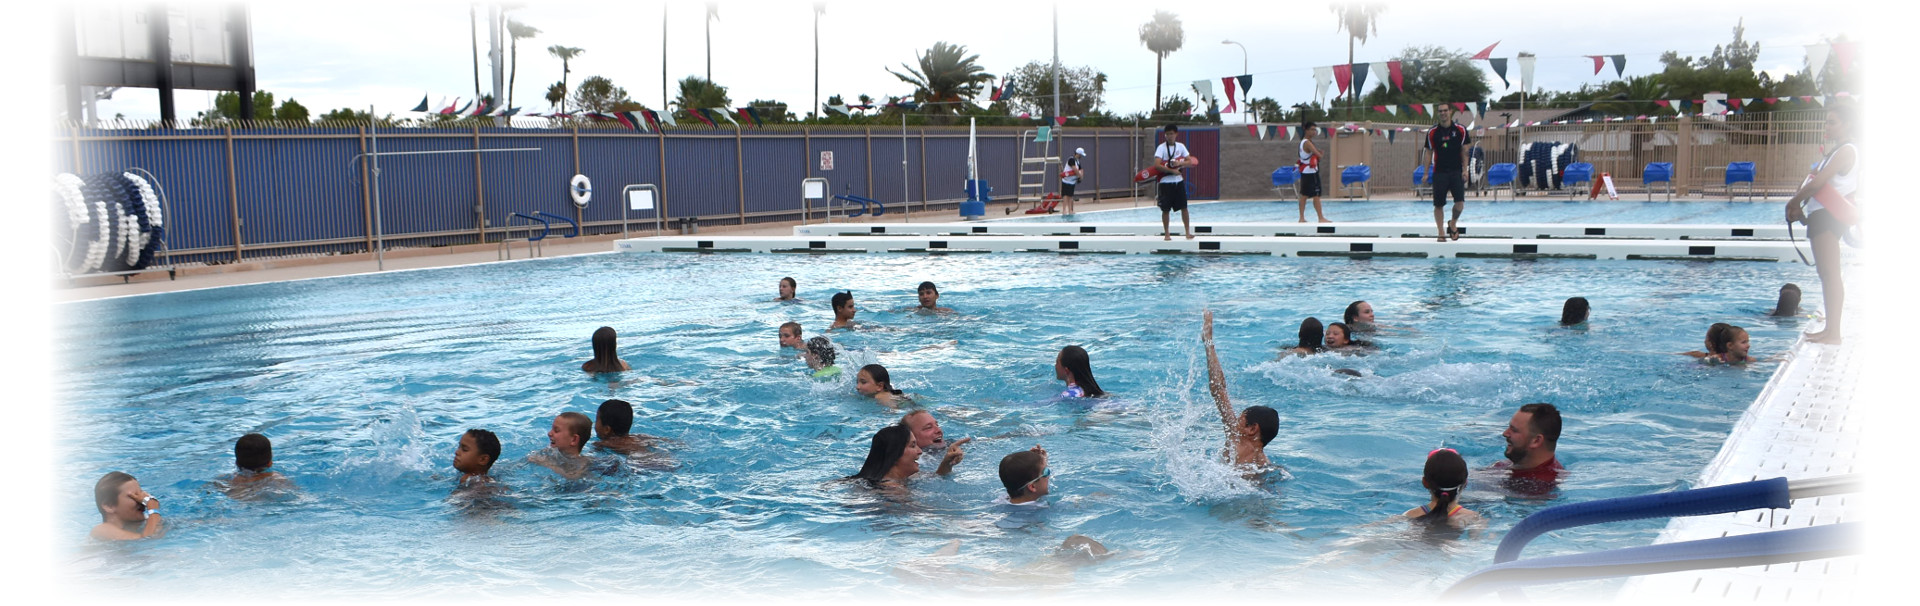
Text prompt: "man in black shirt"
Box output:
[[1420, 106, 1471, 241]]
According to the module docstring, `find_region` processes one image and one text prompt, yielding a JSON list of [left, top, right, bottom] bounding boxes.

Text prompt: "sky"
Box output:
[[77, 0, 1867, 124]]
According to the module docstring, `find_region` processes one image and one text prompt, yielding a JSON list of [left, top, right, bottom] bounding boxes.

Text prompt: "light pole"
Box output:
[[1221, 39, 1248, 123]]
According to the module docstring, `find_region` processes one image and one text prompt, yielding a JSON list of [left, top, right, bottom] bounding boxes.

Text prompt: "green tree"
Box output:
[[1657, 20, 1766, 100], [318, 107, 372, 122], [674, 76, 732, 111], [1358, 46, 1491, 109], [193, 91, 309, 125], [506, 19, 540, 110], [1158, 95, 1195, 121], [1331, 2, 1386, 119], [1003, 61, 1108, 118], [1137, 10, 1183, 112], [570, 76, 630, 114], [1245, 97, 1283, 122], [547, 45, 585, 113], [886, 41, 995, 117], [274, 98, 309, 122], [1586, 74, 1669, 116], [746, 99, 792, 123]]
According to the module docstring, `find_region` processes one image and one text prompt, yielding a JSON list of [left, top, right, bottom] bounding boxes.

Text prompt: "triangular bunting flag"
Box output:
[[1655, 99, 1671, 109], [1518, 55, 1536, 89], [411, 94, 429, 113], [1453, 102, 1469, 113], [740, 107, 761, 127], [1281, 126, 1293, 140], [1806, 43, 1831, 79], [1237, 75, 1253, 96], [658, 109, 677, 127], [1313, 66, 1333, 102], [1331, 64, 1352, 96], [1610, 55, 1626, 78], [1385, 105, 1398, 117], [1470, 41, 1500, 61], [440, 97, 461, 114], [1488, 58, 1510, 89], [1191, 80, 1216, 108], [1586, 55, 1605, 76], [1387, 130, 1396, 144], [613, 112, 639, 131], [1476, 101, 1489, 118], [1388, 61, 1404, 91], [1372, 105, 1388, 114], [454, 99, 474, 115], [1248, 124, 1261, 140], [1055, 116, 1067, 127], [1222, 76, 1238, 114], [1352, 63, 1371, 96], [1421, 103, 1434, 117], [711, 107, 739, 127], [1814, 95, 1827, 107], [1266, 125, 1278, 140], [1765, 97, 1779, 104], [1832, 42, 1855, 74]]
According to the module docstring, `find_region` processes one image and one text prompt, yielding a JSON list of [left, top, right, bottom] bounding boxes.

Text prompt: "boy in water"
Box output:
[[915, 281, 954, 314], [529, 412, 594, 480], [804, 336, 842, 379], [90, 471, 164, 541], [228, 433, 292, 497], [996, 444, 1051, 505], [829, 291, 858, 330], [593, 399, 657, 455], [1202, 310, 1278, 468], [453, 428, 502, 488]]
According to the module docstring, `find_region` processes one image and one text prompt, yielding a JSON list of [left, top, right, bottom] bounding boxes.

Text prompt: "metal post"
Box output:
[[918, 127, 928, 213], [359, 125, 373, 254], [657, 124, 670, 222], [736, 122, 746, 224], [224, 126, 243, 262], [369, 105, 386, 270], [473, 126, 487, 244], [901, 113, 910, 221], [865, 126, 874, 202]]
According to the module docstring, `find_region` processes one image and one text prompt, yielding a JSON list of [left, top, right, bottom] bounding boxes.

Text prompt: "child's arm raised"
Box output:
[[1203, 311, 1237, 444]]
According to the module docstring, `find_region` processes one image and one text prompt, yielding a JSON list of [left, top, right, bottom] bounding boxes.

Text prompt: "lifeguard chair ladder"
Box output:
[[1017, 129, 1058, 211]]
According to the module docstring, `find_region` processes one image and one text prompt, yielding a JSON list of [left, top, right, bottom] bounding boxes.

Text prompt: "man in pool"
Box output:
[[915, 281, 954, 314], [996, 444, 1051, 505], [228, 433, 292, 497], [453, 428, 502, 488], [779, 322, 804, 350], [594, 399, 656, 455], [91, 471, 164, 540], [1491, 403, 1564, 497], [1202, 310, 1279, 468], [529, 412, 594, 480], [899, 409, 970, 476], [829, 291, 858, 330]]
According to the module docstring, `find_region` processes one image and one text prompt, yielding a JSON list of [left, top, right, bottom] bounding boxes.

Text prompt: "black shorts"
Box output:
[[1804, 208, 1845, 240], [1432, 170, 1466, 207], [1299, 172, 1322, 198], [1157, 181, 1189, 211], [1061, 182, 1077, 197]]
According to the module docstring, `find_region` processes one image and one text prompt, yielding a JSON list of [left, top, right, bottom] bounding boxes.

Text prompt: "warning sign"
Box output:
[[820, 151, 835, 171]]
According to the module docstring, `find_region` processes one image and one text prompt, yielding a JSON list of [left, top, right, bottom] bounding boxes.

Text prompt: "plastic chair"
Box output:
[[1339, 164, 1371, 200], [1270, 166, 1300, 197], [1561, 163, 1594, 199], [1643, 162, 1673, 201], [1485, 163, 1517, 200], [1412, 165, 1434, 198], [1725, 161, 1756, 201]]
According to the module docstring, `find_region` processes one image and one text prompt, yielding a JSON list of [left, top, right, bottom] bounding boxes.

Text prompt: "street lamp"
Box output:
[[1221, 39, 1248, 122]]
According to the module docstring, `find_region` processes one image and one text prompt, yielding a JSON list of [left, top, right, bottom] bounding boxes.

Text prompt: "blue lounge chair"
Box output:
[[1724, 161, 1756, 201], [1270, 166, 1299, 197], [1643, 162, 1673, 201], [1561, 162, 1595, 199], [1485, 163, 1517, 201], [1339, 164, 1371, 200]]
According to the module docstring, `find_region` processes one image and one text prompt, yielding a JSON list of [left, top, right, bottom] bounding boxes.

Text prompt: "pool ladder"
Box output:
[[499, 211, 579, 260]]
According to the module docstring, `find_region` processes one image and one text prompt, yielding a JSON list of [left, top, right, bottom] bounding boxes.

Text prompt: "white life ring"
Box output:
[[569, 174, 592, 207]]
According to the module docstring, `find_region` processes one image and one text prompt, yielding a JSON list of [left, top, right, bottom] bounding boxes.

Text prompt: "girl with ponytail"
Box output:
[[1403, 448, 1486, 537]]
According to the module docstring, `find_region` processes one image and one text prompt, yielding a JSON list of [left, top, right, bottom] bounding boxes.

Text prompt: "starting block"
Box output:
[[1588, 172, 1619, 200]]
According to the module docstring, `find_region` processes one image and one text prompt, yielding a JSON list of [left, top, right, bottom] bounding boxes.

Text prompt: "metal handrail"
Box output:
[[1441, 523, 1860, 600], [534, 211, 578, 238]]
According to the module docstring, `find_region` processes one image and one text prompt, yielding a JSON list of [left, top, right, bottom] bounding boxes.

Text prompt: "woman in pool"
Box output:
[[1055, 345, 1105, 398], [845, 425, 922, 488], [581, 326, 631, 374], [1343, 301, 1376, 332], [1285, 318, 1326, 356], [805, 337, 842, 379], [774, 277, 800, 302], [1560, 297, 1590, 327], [856, 364, 911, 408], [1402, 448, 1485, 538], [1323, 322, 1372, 352]]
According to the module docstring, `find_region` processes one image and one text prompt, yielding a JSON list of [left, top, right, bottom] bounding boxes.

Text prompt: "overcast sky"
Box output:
[[78, 0, 1865, 123]]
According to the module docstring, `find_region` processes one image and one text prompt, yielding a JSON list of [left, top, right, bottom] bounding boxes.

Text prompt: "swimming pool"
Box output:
[[58, 252, 1819, 600], [1006, 200, 1785, 225]]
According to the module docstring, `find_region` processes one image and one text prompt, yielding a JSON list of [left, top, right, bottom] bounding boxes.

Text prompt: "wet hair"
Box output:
[[94, 471, 135, 517], [1057, 346, 1105, 397], [1326, 322, 1371, 348], [234, 433, 272, 472], [1343, 300, 1368, 325], [1417, 449, 1470, 525], [557, 412, 593, 448], [780, 322, 802, 339], [1243, 405, 1279, 446], [1560, 297, 1590, 326], [806, 336, 836, 366], [847, 425, 914, 485], [463, 429, 501, 471], [859, 364, 905, 396], [1705, 323, 1735, 355], [1518, 403, 1562, 449], [583, 326, 625, 373], [1297, 317, 1326, 353], [1772, 284, 1801, 317], [597, 399, 634, 436], [780, 276, 797, 290], [1333, 368, 1363, 377], [1163, 123, 1180, 134], [998, 449, 1046, 498], [831, 291, 854, 312], [917, 281, 938, 295]]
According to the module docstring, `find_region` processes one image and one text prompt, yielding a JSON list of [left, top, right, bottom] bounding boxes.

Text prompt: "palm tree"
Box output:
[[1331, 3, 1385, 119], [1138, 11, 1183, 114], [547, 45, 585, 114], [886, 42, 995, 116], [545, 81, 567, 113], [1593, 74, 1667, 116], [506, 19, 540, 110], [675, 76, 732, 111]]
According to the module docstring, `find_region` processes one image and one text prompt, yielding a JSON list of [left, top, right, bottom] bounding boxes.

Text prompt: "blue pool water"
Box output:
[[1006, 200, 1784, 225], [59, 252, 1819, 600]]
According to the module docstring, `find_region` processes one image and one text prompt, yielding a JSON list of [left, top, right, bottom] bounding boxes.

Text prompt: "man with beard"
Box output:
[[1491, 403, 1563, 497]]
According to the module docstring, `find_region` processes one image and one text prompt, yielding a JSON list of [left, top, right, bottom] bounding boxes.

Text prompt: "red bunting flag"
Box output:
[[1470, 41, 1500, 60], [1248, 124, 1261, 139], [1655, 99, 1671, 108], [1373, 105, 1388, 113], [1586, 55, 1605, 75], [1222, 77, 1238, 114], [1388, 61, 1404, 91], [1055, 116, 1067, 127], [688, 109, 716, 127], [1332, 64, 1352, 96]]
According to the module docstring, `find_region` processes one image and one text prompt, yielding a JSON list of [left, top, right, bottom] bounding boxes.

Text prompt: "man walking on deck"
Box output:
[[1420, 106, 1471, 242]]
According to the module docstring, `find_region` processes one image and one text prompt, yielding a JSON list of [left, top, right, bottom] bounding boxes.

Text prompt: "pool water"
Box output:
[[58, 252, 1819, 600], [1006, 200, 1785, 225]]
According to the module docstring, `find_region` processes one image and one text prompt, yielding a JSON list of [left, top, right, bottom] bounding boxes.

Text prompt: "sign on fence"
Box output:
[[820, 151, 835, 171]]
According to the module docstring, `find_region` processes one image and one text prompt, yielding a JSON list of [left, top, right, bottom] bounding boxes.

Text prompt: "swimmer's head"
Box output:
[[1298, 317, 1326, 352], [916, 281, 939, 308], [779, 322, 803, 348], [1242, 405, 1279, 447], [831, 291, 855, 318], [586, 326, 623, 373], [1560, 297, 1590, 326], [1772, 284, 1801, 317], [806, 336, 836, 367], [899, 410, 944, 448], [778, 277, 797, 300], [1722, 326, 1751, 360], [848, 425, 919, 484], [1326, 323, 1353, 348], [456, 429, 500, 474], [94, 471, 140, 522], [1705, 323, 1734, 354], [1504, 403, 1562, 463], [234, 433, 272, 473], [1344, 300, 1373, 325], [857, 364, 903, 397], [596, 399, 634, 438], [1055, 345, 1105, 397], [550, 412, 592, 453], [1419, 448, 1470, 524], [1333, 368, 1363, 378], [998, 449, 1048, 499]]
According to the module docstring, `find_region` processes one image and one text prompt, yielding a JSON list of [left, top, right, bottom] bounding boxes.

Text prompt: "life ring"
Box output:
[[569, 174, 592, 207]]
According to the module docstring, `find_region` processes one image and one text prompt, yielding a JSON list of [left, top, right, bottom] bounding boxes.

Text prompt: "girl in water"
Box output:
[[774, 277, 800, 302], [1323, 322, 1372, 352], [856, 364, 911, 408], [1681, 323, 1753, 365], [1402, 448, 1485, 538], [1285, 318, 1326, 356], [1055, 345, 1106, 398], [845, 425, 922, 489], [581, 326, 632, 374]]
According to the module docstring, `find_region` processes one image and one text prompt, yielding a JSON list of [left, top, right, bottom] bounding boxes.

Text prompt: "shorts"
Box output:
[[1157, 181, 1189, 212], [1804, 208, 1844, 240], [1061, 182, 1077, 197], [1432, 170, 1466, 207], [1299, 172, 1322, 198]]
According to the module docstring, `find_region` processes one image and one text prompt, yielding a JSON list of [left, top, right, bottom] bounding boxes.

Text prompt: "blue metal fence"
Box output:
[[51, 124, 1141, 265]]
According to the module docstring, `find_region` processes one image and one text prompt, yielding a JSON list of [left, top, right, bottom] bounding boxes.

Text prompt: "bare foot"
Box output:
[[1437, 236, 1449, 242], [1164, 235, 1172, 241], [1298, 218, 1308, 223], [1318, 217, 1331, 223], [1185, 234, 1195, 240], [1805, 329, 1843, 345]]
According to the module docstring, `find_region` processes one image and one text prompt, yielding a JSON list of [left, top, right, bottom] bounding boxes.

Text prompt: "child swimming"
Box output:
[[90, 471, 164, 541], [775, 276, 799, 302], [829, 291, 858, 330], [581, 326, 632, 374], [228, 433, 292, 497], [804, 336, 842, 379], [1204, 310, 1280, 468], [1323, 322, 1371, 351], [856, 364, 911, 408], [453, 428, 501, 488], [996, 444, 1051, 505], [1055, 345, 1105, 398], [1560, 297, 1590, 326], [593, 399, 659, 455], [1681, 323, 1752, 364], [1401, 448, 1485, 538], [529, 412, 594, 480], [1285, 317, 1327, 356], [915, 281, 954, 314], [845, 425, 922, 489]]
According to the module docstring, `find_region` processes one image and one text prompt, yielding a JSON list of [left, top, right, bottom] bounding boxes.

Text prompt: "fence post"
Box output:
[[225, 126, 243, 262], [656, 125, 670, 222], [1093, 129, 1100, 200], [864, 126, 874, 198], [918, 127, 927, 212], [360, 125, 373, 254], [803, 126, 812, 222], [1675, 115, 1694, 196], [473, 125, 487, 244], [736, 123, 747, 224]]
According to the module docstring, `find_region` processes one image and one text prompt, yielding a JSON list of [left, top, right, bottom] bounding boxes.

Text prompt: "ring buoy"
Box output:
[[569, 174, 592, 207]]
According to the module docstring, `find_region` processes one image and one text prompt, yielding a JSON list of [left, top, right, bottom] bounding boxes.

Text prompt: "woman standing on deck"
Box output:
[[1785, 105, 1858, 345]]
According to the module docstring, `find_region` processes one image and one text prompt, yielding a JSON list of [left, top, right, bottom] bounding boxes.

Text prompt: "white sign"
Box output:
[[820, 151, 835, 171], [803, 180, 826, 199], [627, 189, 655, 211]]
